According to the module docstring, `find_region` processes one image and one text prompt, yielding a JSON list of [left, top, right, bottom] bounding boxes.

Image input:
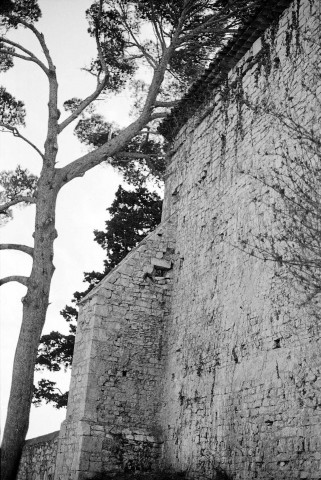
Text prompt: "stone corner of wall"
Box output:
[[79, 214, 177, 305]]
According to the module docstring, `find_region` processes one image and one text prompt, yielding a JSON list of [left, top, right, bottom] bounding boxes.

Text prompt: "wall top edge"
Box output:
[[24, 430, 60, 446], [78, 211, 177, 305], [159, 0, 294, 142]]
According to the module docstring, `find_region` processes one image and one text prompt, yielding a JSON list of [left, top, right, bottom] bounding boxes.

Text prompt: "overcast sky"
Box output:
[[0, 0, 135, 439]]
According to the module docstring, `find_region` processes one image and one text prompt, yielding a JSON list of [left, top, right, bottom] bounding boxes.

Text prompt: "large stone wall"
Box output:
[[52, 0, 321, 479], [54, 216, 177, 480], [159, 0, 321, 478], [17, 431, 59, 480]]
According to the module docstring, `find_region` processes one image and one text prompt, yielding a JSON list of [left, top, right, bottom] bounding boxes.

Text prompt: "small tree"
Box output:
[[0, 1, 259, 475]]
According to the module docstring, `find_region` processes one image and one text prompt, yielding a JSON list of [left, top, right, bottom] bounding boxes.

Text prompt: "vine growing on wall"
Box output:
[[220, 79, 230, 161], [239, 31, 321, 320]]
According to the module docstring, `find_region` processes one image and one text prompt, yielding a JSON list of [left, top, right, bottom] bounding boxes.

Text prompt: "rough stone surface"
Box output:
[[17, 431, 59, 480], [54, 217, 177, 480], [26, 0, 321, 479], [159, 1, 321, 478]]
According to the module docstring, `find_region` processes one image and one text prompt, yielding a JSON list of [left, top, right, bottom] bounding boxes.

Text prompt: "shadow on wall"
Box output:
[[91, 467, 233, 479]]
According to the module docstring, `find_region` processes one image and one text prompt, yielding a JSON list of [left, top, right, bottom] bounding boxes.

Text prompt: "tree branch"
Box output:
[[95, 0, 108, 75], [125, 40, 157, 68], [118, 3, 157, 69], [0, 38, 48, 73], [0, 276, 28, 287], [6, 14, 54, 71], [55, 8, 186, 186], [58, 83, 107, 133], [58, 1, 108, 133], [0, 123, 44, 159], [0, 48, 49, 73], [0, 196, 36, 214], [178, 13, 236, 45], [0, 244, 34, 257], [124, 53, 145, 61], [55, 88, 167, 185], [149, 2, 166, 51]]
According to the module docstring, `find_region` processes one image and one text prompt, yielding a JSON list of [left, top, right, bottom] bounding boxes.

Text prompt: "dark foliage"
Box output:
[[0, 165, 38, 218], [0, 0, 41, 27], [74, 117, 166, 186], [0, 45, 14, 72], [112, 134, 167, 186], [95, 185, 162, 270], [36, 331, 75, 372], [73, 114, 113, 147], [0, 87, 26, 126], [33, 380, 68, 409], [0, 165, 37, 199], [85, 3, 136, 92]]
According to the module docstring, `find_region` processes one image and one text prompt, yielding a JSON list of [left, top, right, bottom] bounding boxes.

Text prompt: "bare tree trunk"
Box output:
[[1, 171, 58, 480]]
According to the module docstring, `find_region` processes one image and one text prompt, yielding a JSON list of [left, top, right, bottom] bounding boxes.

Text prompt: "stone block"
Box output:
[[81, 436, 103, 452], [151, 258, 172, 270], [144, 264, 154, 274], [77, 422, 91, 436]]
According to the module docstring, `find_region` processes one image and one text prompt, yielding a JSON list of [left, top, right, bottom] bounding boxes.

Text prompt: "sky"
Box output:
[[0, 0, 136, 439]]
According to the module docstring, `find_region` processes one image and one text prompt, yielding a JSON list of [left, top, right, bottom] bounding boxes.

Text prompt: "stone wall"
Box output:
[[17, 431, 59, 480], [54, 216, 177, 480], [53, 0, 321, 479], [160, 0, 321, 478]]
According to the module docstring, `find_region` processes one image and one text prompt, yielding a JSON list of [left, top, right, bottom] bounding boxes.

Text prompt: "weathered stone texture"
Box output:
[[160, 0, 321, 478], [17, 431, 59, 480], [54, 217, 177, 480], [47, 0, 321, 479]]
